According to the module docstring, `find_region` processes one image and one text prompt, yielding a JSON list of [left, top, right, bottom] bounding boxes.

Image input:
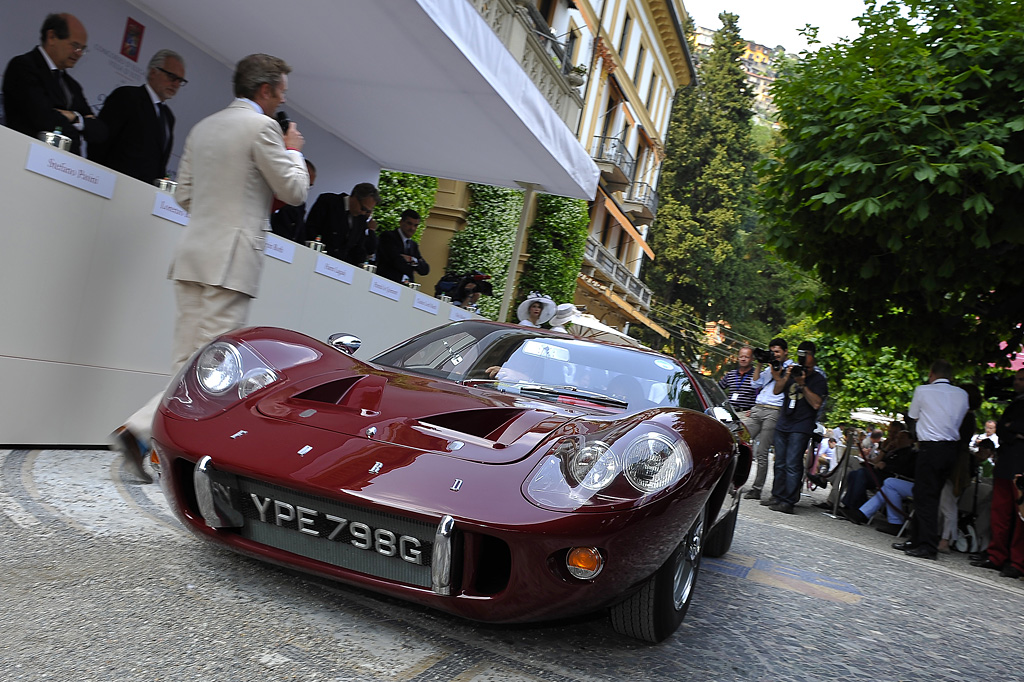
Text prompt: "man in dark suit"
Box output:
[[305, 182, 380, 265], [2, 13, 106, 155], [376, 209, 430, 284], [89, 49, 186, 183]]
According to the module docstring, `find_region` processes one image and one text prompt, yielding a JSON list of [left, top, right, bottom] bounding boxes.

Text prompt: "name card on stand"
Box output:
[[314, 255, 354, 284], [152, 192, 189, 225], [264, 233, 295, 263], [449, 307, 474, 321], [25, 143, 116, 198], [413, 292, 440, 315], [370, 276, 402, 301]]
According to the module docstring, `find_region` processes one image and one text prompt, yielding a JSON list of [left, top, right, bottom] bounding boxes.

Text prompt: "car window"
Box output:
[[372, 322, 703, 413]]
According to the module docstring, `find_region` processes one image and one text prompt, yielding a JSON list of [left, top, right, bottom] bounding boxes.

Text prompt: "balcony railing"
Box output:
[[591, 136, 636, 188], [623, 181, 659, 220], [583, 236, 652, 308], [468, 0, 584, 131]]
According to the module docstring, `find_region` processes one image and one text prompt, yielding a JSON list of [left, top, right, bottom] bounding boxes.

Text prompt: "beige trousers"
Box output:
[[124, 281, 251, 441]]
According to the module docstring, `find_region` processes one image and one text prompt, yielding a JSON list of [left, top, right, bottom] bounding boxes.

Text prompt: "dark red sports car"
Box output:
[[152, 320, 751, 642]]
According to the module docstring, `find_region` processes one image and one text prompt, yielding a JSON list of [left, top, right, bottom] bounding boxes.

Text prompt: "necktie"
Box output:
[[405, 239, 413, 255], [54, 70, 72, 108], [156, 102, 169, 151]]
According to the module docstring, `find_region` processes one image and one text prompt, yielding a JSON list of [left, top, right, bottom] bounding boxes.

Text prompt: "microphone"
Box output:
[[275, 110, 291, 133]]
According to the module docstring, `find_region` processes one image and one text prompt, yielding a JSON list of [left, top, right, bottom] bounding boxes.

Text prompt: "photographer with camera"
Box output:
[[742, 338, 792, 501], [764, 340, 828, 514], [971, 368, 1024, 578]]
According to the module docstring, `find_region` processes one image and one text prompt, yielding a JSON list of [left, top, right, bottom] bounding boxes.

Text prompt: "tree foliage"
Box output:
[[644, 12, 797, 353], [445, 184, 523, 319], [518, 194, 591, 307], [760, 0, 1024, 366]]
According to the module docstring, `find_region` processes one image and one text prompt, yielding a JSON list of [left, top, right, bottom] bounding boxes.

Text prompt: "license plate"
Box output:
[[235, 477, 435, 587]]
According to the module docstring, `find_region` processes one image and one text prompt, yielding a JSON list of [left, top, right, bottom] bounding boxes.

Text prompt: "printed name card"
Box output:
[[314, 255, 354, 284], [264, 233, 295, 263], [26, 143, 116, 198], [413, 292, 440, 315], [370, 276, 402, 301], [449, 307, 473, 321], [152, 193, 189, 225]]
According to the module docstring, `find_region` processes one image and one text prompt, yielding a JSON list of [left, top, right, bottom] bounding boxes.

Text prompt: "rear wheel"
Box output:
[[609, 506, 705, 643]]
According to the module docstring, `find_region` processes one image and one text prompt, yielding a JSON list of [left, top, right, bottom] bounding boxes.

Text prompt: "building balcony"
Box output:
[[591, 136, 636, 192], [468, 0, 584, 132], [582, 235, 652, 309], [622, 181, 659, 221]]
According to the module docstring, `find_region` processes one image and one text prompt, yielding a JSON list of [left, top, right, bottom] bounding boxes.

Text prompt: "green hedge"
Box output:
[[445, 184, 523, 319], [517, 194, 590, 309], [374, 170, 438, 239]]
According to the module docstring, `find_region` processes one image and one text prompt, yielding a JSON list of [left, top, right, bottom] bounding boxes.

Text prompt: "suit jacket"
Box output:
[[270, 202, 308, 243], [168, 100, 309, 297], [305, 192, 378, 265], [89, 84, 173, 184], [2, 47, 106, 155], [375, 229, 430, 283]]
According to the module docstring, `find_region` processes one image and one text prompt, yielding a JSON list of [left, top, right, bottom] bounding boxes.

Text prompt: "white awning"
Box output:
[[125, 0, 599, 199]]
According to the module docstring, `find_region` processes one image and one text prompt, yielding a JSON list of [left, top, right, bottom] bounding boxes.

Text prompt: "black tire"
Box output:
[[703, 499, 739, 559], [609, 506, 705, 643]]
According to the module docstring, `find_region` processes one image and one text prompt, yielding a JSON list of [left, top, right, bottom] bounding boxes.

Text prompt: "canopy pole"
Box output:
[[498, 183, 540, 323]]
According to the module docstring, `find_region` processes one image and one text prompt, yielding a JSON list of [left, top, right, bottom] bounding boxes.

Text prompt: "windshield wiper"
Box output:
[[515, 384, 628, 408]]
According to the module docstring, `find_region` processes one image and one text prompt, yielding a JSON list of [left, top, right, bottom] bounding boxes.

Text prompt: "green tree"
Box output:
[[644, 12, 795, 353], [760, 0, 1024, 366]]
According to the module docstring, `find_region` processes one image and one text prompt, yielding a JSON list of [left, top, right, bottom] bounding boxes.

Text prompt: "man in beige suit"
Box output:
[[111, 53, 308, 482]]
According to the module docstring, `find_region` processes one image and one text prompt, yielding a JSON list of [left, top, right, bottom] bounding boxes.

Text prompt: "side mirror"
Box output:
[[328, 333, 362, 355]]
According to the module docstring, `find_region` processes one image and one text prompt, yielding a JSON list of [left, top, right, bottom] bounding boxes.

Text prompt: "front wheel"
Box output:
[[609, 506, 705, 643]]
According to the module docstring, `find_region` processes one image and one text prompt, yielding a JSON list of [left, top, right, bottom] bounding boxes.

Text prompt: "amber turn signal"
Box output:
[[566, 546, 604, 579]]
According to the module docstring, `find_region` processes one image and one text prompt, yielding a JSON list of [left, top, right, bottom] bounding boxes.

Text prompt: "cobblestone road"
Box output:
[[1, 449, 1021, 681]]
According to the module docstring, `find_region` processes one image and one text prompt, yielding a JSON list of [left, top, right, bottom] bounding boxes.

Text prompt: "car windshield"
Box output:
[[371, 321, 701, 413]]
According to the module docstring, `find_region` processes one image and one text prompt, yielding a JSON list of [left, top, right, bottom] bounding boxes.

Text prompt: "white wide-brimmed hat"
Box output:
[[517, 292, 556, 325], [548, 303, 578, 328]]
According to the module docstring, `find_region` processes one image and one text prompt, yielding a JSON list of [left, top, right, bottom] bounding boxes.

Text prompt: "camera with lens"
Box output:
[[753, 347, 782, 371], [790, 349, 810, 378]]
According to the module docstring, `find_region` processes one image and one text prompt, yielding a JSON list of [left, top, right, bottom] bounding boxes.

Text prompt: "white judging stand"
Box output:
[[0, 128, 475, 446]]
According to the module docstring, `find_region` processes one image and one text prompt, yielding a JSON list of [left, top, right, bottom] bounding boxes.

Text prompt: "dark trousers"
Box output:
[[912, 441, 958, 554], [842, 466, 889, 510]]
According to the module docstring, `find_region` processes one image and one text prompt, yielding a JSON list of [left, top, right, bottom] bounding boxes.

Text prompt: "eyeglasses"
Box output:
[[69, 42, 87, 54], [156, 67, 188, 85]]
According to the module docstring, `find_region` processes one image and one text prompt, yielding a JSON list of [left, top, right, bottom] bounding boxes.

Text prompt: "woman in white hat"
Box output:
[[548, 303, 577, 333], [516, 292, 556, 327]]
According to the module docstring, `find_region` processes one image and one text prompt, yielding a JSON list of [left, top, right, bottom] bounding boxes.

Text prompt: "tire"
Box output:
[[609, 506, 705, 643], [703, 499, 739, 559]]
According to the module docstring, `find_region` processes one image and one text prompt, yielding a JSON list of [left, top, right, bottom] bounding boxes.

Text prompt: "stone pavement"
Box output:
[[1, 448, 1022, 681]]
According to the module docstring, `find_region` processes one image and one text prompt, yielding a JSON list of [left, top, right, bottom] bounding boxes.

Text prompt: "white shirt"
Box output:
[[907, 379, 969, 442], [749, 359, 794, 407]]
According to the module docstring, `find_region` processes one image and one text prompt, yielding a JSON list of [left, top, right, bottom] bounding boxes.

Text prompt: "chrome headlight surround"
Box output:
[[165, 339, 281, 419]]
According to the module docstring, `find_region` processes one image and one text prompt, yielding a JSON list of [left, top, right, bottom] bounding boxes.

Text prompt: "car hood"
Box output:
[[254, 365, 587, 465]]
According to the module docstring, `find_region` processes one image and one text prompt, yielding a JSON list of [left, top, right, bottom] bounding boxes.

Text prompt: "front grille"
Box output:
[[235, 476, 436, 588]]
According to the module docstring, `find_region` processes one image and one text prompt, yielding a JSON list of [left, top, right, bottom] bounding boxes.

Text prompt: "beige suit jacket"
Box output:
[[168, 100, 309, 297]]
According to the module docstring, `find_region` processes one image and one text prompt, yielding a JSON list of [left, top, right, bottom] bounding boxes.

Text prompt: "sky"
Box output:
[[682, 0, 868, 52]]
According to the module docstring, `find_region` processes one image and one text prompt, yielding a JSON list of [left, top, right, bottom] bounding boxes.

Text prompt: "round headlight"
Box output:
[[623, 433, 689, 493], [239, 367, 278, 399], [569, 441, 619, 491], [196, 342, 242, 395]]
